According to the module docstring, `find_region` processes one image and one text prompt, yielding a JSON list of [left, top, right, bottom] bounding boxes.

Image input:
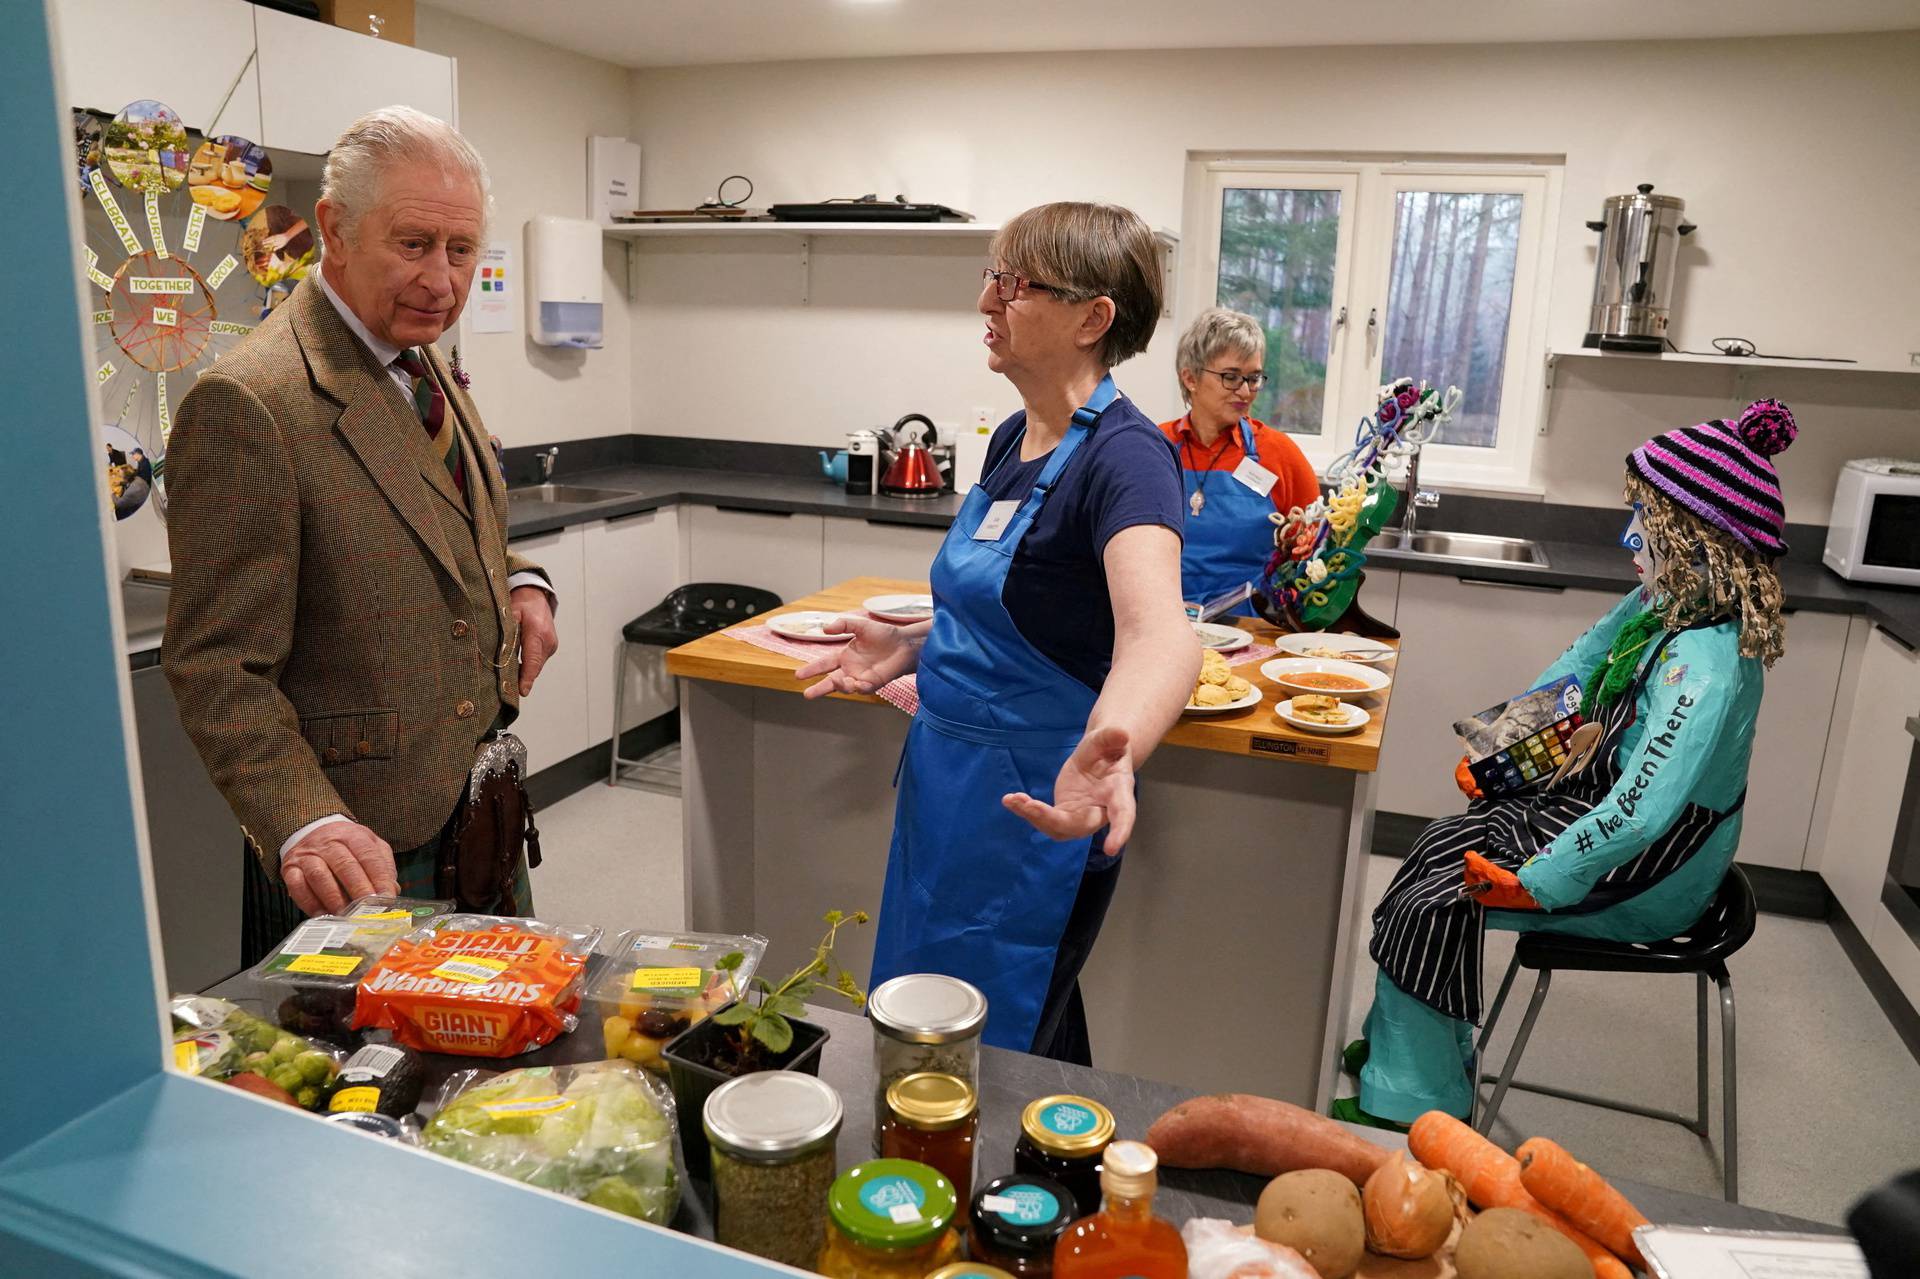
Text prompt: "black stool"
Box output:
[[609, 583, 782, 790], [1473, 866, 1757, 1201]]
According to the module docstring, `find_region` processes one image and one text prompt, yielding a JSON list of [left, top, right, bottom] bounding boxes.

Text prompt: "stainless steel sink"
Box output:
[[507, 483, 638, 505], [1371, 529, 1550, 568]]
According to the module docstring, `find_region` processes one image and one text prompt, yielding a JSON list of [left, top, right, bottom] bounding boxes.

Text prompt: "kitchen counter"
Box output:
[[669, 577, 1384, 1110]]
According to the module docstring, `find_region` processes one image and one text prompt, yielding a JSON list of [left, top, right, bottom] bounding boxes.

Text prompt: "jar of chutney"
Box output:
[[1013, 1095, 1114, 1220], [818, 1158, 962, 1279], [969, 1172, 1076, 1276]]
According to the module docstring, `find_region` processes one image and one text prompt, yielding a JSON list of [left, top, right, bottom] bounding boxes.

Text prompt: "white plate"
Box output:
[[767, 611, 855, 643], [1192, 621, 1253, 653], [1275, 696, 1371, 735], [863, 593, 936, 623], [1184, 685, 1262, 716], [1270, 632, 1396, 665], [1260, 656, 1393, 701]]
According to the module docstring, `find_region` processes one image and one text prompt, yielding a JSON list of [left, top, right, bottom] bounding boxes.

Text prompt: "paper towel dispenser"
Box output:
[[525, 215, 603, 349]]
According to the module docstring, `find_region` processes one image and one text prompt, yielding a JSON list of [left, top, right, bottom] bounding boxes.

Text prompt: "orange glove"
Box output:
[[1454, 755, 1483, 800], [1463, 851, 1541, 910]]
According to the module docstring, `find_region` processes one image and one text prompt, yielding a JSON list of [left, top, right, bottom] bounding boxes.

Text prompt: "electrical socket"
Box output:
[[1909, 352, 1920, 367]]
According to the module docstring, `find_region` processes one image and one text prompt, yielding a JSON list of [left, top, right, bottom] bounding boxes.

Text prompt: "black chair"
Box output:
[[609, 583, 783, 789], [1472, 866, 1758, 1201]]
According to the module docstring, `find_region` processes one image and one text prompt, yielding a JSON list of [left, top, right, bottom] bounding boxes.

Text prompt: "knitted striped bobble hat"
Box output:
[[1626, 399, 1797, 558]]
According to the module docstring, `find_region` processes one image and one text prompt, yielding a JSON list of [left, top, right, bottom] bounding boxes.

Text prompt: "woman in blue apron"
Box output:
[[1336, 401, 1798, 1127], [798, 203, 1199, 1062], [1156, 308, 1319, 616]]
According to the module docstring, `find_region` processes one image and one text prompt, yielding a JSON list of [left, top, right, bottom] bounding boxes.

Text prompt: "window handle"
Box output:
[[1329, 306, 1346, 351], [1366, 307, 1379, 357]]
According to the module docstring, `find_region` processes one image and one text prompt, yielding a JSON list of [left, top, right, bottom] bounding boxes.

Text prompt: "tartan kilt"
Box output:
[[239, 807, 534, 970]]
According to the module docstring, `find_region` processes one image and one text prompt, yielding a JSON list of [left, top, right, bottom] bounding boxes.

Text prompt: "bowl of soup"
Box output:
[[1259, 656, 1392, 701]]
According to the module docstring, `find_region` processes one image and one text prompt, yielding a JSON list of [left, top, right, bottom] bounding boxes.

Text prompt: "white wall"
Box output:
[[627, 32, 1920, 522], [416, 4, 632, 450]]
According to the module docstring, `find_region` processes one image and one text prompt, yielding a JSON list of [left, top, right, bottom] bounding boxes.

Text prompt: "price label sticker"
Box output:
[[972, 499, 1020, 542], [152, 306, 178, 327], [1232, 454, 1278, 497], [172, 1042, 197, 1071], [431, 955, 511, 984], [330, 1086, 381, 1113], [206, 255, 238, 289], [91, 170, 142, 254], [183, 203, 207, 253], [980, 1195, 1018, 1213], [286, 953, 363, 976], [351, 909, 412, 921], [630, 966, 702, 991], [888, 1204, 924, 1225], [145, 191, 168, 259], [477, 1095, 574, 1119]]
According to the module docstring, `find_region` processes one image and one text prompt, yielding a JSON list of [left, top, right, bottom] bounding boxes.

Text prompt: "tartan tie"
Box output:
[[393, 347, 463, 496]]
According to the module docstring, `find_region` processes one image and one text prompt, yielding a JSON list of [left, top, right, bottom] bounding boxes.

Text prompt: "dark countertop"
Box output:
[[201, 971, 1842, 1237], [504, 462, 1920, 649]]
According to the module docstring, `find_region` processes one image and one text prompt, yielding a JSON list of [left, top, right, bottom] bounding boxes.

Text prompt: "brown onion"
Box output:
[[1362, 1150, 1459, 1259]]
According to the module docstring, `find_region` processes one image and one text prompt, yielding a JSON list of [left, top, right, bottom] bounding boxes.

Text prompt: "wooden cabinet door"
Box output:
[[582, 507, 680, 745], [1375, 573, 1624, 820], [505, 526, 589, 772], [55, 0, 262, 139], [688, 507, 824, 604], [821, 518, 946, 587], [254, 6, 454, 155], [1737, 609, 1848, 869]]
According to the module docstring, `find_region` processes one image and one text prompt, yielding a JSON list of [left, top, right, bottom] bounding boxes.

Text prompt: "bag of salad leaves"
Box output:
[[422, 1060, 681, 1224]]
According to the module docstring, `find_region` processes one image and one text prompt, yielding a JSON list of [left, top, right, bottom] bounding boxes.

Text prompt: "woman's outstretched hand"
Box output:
[[796, 616, 920, 698], [1004, 725, 1136, 855]]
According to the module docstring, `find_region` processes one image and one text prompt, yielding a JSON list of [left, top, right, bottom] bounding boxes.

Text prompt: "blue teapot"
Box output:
[[818, 450, 850, 486]]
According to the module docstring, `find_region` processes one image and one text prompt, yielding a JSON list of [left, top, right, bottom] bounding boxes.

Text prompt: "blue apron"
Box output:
[[1178, 417, 1273, 618], [869, 376, 1120, 1052]]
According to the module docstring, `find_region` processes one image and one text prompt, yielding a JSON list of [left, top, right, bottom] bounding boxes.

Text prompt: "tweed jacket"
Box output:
[[163, 277, 540, 875]]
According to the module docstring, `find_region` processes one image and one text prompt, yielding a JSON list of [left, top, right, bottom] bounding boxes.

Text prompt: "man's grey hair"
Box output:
[[1175, 307, 1266, 404], [320, 106, 491, 241]]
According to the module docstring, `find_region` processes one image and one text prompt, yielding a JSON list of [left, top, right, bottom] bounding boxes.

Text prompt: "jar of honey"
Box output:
[[1012, 1095, 1115, 1220], [879, 1072, 978, 1207]]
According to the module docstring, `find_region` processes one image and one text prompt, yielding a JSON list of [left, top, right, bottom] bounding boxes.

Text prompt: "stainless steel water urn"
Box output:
[[1583, 183, 1696, 352]]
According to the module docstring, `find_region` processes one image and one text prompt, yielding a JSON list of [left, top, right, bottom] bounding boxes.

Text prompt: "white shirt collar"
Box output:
[[316, 266, 406, 369]]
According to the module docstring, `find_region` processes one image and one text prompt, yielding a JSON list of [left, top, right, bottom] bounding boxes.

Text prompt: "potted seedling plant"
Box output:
[[663, 909, 869, 1175]]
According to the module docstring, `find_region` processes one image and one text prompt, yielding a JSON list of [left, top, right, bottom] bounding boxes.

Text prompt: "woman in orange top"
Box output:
[[1157, 308, 1319, 614]]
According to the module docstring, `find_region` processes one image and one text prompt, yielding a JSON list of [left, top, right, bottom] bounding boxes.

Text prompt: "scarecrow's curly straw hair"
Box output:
[[1626, 474, 1786, 667]]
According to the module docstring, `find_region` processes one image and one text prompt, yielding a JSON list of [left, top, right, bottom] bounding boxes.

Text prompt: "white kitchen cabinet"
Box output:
[[506, 525, 589, 772], [1808, 624, 1920, 922], [1737, 609, 1849, 869], [583, 507, 681, 745], [1376, 574, 1623, 819], [688, 506, 824, 605], [821, 518, 947, 586], [53, 0, 262, 139], [253, 6, 455, 155]]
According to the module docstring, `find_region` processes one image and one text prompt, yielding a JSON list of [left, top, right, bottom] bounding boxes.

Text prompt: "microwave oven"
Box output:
[[1824, 458, 1920, 586]]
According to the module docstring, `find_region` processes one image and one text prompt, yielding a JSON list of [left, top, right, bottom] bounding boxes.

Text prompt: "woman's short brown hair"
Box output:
[[989, 202, 1164, 368]]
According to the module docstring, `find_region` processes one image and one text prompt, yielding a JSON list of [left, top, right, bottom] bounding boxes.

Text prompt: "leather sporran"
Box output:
[[439, 733, 543, 914]]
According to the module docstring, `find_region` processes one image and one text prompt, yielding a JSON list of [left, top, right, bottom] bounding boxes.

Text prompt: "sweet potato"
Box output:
[[1147, 1093, 1393, 1187]]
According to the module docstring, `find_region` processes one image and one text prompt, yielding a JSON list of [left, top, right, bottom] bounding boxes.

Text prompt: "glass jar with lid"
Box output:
[[1013, 1095, 1115, 1220], [879, 1072, 978, 1207], [818, 1158, 962, 1278], [969, 1172, 1076, 1276], [927, 1265, 1017, 1279], [704, 1071, 842, 1268], [867, 974, 987, 1152]]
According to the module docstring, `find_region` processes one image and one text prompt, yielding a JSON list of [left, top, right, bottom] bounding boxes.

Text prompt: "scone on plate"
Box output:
[[1224, 675, 1252, 699], [1199, 648, 1231, 685], [1290, 694, 1349, 725], [1191, 683, 1233, 707]]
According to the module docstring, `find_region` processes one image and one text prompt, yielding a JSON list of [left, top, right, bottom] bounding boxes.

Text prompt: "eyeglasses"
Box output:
[[1202, 368, 1267, 391], [981, 267, 1057, 302]]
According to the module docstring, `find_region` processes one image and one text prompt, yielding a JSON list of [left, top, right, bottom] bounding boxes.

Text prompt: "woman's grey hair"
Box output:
[[1175, 307, 1266, 403], [320, 106, 492, 242]]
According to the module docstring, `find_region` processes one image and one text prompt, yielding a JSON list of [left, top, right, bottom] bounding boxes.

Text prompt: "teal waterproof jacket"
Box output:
[[1496, 590, 1764, 943]]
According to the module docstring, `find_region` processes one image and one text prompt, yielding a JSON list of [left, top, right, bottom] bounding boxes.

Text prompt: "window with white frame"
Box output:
[[1188, 159, 1561, 491]]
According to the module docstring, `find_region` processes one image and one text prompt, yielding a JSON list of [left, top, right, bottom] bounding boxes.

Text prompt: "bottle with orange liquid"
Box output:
[[1051, 1140, 1187, 1279]]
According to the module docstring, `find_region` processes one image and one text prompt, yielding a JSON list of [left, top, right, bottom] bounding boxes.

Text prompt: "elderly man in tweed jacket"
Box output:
[[164, 107, 559, 964]]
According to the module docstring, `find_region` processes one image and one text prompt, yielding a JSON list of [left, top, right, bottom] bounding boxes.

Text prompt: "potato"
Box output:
[[1454, 1207, 1588, 1279], [1255, 1169, 1365, 1279]]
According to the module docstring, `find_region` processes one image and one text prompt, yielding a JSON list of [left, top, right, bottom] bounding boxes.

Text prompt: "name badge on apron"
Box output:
[[1232, 455, 1278, 497], [973, 499, 1021, 541]]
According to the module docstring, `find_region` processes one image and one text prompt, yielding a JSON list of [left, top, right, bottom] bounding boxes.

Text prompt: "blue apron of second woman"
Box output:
[[870, 377, 1119, 1053], [1178, 418, 1271, 617]]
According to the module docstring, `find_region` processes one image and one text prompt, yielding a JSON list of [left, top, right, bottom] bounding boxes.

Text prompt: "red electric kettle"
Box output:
[[879, 413, 944, 499]]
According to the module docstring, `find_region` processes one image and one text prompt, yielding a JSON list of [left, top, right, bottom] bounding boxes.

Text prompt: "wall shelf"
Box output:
[[606, 221, 1180, 310], [1547, 347, 1917, 376]]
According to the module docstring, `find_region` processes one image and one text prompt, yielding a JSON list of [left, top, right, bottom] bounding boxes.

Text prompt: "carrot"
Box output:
[[1518, 1136, 1650, 1269], [1147, 1093, 1392, 1187], [1408, 1112, 1632, 1279]]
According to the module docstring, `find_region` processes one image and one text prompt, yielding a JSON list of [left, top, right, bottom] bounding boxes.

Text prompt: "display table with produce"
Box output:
[[667, 577, 1398, 1109]]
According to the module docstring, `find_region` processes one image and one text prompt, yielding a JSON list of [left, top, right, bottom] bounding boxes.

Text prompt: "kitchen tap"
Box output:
[[1398, 444, 1440, 538], [539, 447, 559, 483]]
